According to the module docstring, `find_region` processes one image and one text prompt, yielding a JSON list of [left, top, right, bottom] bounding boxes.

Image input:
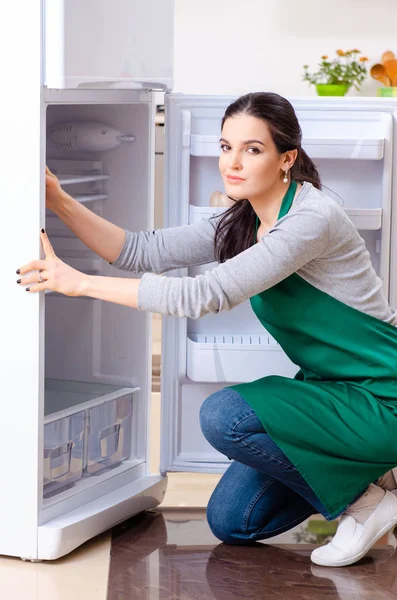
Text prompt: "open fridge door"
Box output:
[[160, 94, 396, 476], [0, 0, 43, 561]]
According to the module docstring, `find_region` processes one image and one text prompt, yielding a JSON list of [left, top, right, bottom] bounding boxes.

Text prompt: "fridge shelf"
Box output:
[[44, 379, 139, 497], [187, 334, 298, 382], [189, 205, 383, 231], [58, 174, 110, 186], [74, 194, 108, 204], [190, 134, 385, 160]]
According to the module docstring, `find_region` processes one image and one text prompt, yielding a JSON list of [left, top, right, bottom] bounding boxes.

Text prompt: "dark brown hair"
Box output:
[[213, 92, 321, 262]]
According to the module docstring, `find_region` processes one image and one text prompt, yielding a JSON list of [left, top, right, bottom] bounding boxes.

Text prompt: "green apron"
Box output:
[[230, 180, 397, 519]]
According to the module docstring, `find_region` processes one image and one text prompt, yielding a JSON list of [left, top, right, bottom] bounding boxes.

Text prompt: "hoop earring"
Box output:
[[283, 170, 289, 183]]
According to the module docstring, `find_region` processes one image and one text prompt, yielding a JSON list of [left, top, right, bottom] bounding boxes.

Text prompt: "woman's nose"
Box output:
[[228, 152, 243, 169]]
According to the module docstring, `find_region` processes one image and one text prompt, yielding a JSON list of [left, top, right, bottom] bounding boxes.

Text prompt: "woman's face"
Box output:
[[219, 114, 287, 201]]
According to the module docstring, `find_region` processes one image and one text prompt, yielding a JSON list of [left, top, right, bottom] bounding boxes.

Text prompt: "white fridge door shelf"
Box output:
[[189, 204, 383, 231], [187, 334, 299, 382], [190, 134, 385, 160]]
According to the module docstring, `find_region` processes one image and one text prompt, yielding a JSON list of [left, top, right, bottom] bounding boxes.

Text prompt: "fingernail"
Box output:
[[26, 288, 30, 292], [41, 228, 45, 234], [16, 279, 21, 284], [16, 269, 20, 274]]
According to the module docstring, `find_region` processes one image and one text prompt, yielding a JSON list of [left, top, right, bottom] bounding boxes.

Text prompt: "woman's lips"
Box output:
[[227, 175, 245, 183]]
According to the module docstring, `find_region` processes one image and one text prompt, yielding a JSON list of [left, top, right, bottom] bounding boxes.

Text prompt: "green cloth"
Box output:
[[230, 180, 397, 519]]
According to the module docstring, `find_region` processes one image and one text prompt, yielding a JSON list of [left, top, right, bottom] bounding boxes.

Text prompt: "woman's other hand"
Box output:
[[46, 166, 64, 212], [16, 230, 87, 297]]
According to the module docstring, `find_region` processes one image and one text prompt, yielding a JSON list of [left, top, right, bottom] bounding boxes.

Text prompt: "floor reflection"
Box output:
[[107, 508, 397, 599]]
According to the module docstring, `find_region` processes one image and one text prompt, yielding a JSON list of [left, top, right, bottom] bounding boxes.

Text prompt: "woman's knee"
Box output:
[[200, 387, 263, 453], [206, 490, 247, 545], [199, 388, 235, 446]]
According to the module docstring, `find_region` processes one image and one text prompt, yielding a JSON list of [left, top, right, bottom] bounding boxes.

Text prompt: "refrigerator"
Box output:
[[3, 0, 397, 561]]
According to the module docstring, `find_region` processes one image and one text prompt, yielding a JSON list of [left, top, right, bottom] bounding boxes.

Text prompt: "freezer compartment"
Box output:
[[44, 379, 139, 497], [187, 334, 299, 383], [43, 411, 85, 497], [85, 394, 133, 475]]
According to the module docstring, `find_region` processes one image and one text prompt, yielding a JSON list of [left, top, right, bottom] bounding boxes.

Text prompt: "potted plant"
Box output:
[[303, 49, 369, 96]]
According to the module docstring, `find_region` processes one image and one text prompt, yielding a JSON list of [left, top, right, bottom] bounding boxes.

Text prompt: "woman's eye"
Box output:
[[247, 147, 260, 154], [220, 144, 230, 152]]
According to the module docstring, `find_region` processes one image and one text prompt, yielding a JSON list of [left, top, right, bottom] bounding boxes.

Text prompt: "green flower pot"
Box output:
[[315, 84, 349, 96], [378, 87, 397, 97]]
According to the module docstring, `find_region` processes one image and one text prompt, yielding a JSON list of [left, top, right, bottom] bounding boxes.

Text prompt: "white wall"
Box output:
[[173, 0, 397, 97]]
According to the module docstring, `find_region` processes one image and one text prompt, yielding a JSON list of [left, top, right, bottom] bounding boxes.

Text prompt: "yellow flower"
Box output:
[[321, 55, 328, 60], [359, 56, 369, 62], [336, 49, 346, 56]]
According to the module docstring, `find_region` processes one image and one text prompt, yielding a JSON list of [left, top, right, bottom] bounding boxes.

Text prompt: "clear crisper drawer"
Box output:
[[85, 394, 133, 476], [44, 380, 139, 496], [43, 411, 85, 497]]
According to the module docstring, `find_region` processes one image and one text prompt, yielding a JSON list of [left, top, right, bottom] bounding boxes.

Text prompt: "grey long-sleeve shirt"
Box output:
[[111, 181, 397, 325]]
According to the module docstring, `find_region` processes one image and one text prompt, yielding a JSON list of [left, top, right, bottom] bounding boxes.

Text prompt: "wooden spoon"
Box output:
[[384, 59, 397, 86], [382, 50, 395, 64], [370, 63, 391, 86]]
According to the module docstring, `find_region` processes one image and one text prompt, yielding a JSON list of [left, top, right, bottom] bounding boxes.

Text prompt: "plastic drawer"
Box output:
[[43, 411, 85, 497], [84, 393, 133, 475]]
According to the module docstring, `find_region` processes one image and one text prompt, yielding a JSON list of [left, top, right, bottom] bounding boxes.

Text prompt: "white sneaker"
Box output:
[[310, 490, 397, 567]]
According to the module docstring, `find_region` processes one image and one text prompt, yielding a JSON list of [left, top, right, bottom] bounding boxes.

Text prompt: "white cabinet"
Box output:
[[44, 0, 174, 90]]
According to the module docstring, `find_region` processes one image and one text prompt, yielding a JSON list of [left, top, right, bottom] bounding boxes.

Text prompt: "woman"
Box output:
[[17, 92, 397, 567]]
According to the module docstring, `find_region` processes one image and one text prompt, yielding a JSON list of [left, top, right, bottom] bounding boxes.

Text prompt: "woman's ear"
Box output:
[[283, 149, 298, 170]]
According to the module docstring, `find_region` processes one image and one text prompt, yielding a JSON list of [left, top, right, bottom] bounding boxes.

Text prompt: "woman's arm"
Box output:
[[135, 203, 331, 318], [52, 189, 126, 263], [54, 189, 219, 272], [47, 167, 219, 271], [111, 218, 219, 274], [19, 203, 330, 317]]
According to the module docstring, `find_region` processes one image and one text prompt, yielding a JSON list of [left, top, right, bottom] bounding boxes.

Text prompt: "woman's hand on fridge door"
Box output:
[[46, 166, 64, 212], [16, 230, 88, 297], [16, 230, 141, 307]]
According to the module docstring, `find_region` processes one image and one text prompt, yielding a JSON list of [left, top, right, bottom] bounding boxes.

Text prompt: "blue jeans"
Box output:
[[199, 387, 342, 545]]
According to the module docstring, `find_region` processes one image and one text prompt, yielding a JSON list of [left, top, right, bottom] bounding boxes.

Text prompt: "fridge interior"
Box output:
[[43, 100, 154, 508], [185, 109, 391, 380]]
